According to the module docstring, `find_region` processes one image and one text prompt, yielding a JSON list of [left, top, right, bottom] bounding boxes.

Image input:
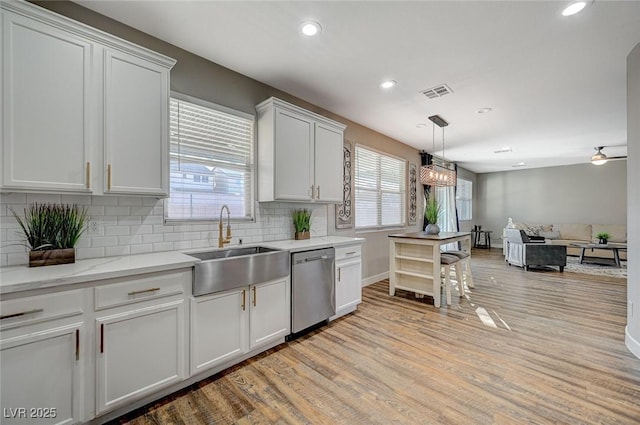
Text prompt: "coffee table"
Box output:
[[570, 242, 627, 268]]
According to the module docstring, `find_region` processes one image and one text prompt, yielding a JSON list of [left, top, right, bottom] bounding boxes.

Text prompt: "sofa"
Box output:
[[505, 229, 567, 271], [503, 222, 627, 261]]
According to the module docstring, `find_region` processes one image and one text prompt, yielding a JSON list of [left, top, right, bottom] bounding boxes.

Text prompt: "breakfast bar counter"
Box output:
[[388, 232, 472, 307]]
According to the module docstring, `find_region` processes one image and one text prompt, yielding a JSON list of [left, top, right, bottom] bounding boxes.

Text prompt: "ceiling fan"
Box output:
[[590, 145, 627, 165]]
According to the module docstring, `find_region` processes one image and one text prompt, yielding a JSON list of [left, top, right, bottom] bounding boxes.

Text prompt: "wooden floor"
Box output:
[[111, 249, 640, 425]]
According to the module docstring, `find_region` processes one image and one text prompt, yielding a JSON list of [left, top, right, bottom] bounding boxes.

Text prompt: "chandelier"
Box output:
[[420, 115, 457, 187]]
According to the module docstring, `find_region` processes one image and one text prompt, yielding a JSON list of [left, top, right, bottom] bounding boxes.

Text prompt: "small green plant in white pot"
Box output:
[[424, 194, 441, 235], [293, 208, 311, 240], [10, 203, 88, 267]]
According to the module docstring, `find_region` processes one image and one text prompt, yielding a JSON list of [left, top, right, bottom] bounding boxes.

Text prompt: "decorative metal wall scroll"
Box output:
[[408, 162, 417, 225], [335, 140, 353, 229]]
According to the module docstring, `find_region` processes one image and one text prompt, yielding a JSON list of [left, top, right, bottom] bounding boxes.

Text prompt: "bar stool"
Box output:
[[440, 253, 463, 305], [445, 250, 474, 291]]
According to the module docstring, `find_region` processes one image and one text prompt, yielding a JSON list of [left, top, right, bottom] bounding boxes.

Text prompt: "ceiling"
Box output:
[[74, 0, 640, 173]]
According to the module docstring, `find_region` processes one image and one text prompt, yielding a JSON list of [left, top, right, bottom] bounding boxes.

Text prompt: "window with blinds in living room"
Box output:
[[355, 145, 406, 229], [165, 94, 255, 222]]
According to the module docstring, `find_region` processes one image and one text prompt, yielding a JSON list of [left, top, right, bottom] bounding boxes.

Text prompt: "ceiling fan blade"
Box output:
[[607, 156, 627, 161]]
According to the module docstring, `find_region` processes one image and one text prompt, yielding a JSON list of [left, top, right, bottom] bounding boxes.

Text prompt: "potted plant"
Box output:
[[10, 203, 88, 267], [596, 232, 610, 245], [293, 208, 311, 240], [424, 194, 441, 235]]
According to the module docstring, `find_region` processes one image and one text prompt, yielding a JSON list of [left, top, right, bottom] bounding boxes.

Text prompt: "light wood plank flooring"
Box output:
[[110, 249, 640, 425]]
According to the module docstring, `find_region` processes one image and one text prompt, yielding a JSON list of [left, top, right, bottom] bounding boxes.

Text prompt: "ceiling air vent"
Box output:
[[421, 84, 453, 99]]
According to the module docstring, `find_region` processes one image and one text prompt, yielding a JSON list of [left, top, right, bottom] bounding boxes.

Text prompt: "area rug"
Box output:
[[564, 256, 627, 278]]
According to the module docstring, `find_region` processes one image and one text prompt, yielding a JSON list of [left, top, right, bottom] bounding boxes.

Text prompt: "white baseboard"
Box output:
[[362, 271, 389, 287], [625, 326, 640, 359]]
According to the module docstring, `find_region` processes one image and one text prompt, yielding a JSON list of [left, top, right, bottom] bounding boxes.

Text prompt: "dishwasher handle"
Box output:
[[295, 254, 330, 264]]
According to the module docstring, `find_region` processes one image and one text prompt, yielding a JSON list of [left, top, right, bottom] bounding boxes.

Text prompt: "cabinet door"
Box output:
[[104, 49, 169, 196], [0, 323, 83, 425], [96, 300, 184, 414], [249, 278, 290, 349], [335, 259, 362, 316], [190, 289, 248, 375], [274, 108, 314, 201], [1, 11, 91, 192], [314, 123, 344, 202]]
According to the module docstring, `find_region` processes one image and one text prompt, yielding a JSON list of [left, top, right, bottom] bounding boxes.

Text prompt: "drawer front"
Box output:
[[335, 244, 362, 261], [0, 290, 84, 330], [95, 270, 189, 311]]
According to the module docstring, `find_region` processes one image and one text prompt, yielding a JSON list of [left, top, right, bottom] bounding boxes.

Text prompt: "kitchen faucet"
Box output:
[[218, 204, 232, 248]]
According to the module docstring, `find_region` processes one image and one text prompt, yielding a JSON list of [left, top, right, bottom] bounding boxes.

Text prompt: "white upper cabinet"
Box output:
[[0, 1, 175, 196], [1, 9, 92, 193], [256, 97, 346, 203], [104, 49, 170, 195]]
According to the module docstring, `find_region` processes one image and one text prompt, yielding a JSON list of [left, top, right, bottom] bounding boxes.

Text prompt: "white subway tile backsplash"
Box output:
[[1, 193, 329, 266], [27, 193, 61, 204], [130, 244, 153, 255]]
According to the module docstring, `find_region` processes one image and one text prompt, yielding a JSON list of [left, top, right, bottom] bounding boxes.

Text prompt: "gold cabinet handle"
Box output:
[[241, 289, 246, 311], [338, 267, 341, 282], [86, 162, 91, 189], [317, 185, 320, 199], [0, 308, 44, 320], [107, 164, 112, 190], [252, 286, 257, 307], [127, 287, 160, 296], [75, 329, 80, 361], [310, 185, 314, 199]]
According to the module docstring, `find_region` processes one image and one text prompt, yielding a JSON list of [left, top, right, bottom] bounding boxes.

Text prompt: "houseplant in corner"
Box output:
[[293, 208, 311, 240], [596, 232, 610, 245], [10, 203, 88, 267], [424, 194, 441, 235]]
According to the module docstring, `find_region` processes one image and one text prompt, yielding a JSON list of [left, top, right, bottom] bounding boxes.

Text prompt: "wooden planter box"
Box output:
[[29, 248, 75, 267], [294, 231, 310, 240]]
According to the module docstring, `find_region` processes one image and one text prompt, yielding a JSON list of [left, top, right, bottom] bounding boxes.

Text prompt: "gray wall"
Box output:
[[626, 42, 640, 358], [475, 161, 627, 244], [33, 1, 422, 281]]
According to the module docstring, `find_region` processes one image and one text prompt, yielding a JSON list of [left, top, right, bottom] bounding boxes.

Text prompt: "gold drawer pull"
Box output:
[[0, 308, 44, 320], [345, 251, 357, 255], [241, 289, 246, 311], [127, 287, 160, 296], [252, 286, 257, 307], [86, 162, 91, 189], [107, 164, 112, 190]]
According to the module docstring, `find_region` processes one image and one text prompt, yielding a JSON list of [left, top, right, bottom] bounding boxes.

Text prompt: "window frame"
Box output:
[[354, 144, 407, 231], [455, 177, 473, 222], [164, 92, 256, 224]]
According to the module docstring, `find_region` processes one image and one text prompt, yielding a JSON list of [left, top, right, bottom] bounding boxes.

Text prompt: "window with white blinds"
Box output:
[[165, 95, 255, 221], [355, 145, 406, 229]]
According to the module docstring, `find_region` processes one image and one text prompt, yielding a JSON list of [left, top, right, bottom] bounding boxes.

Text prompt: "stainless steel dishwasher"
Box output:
[[291, 247, 336, 334]]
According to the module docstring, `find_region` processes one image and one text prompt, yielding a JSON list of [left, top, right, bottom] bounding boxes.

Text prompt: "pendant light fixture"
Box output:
[[591, 146, 608, 165], [420, 115, 457, 187]]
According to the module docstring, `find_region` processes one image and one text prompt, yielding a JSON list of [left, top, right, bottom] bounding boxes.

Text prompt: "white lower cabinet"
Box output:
[[190, 277, 290, 375], [332, 244, 363, 320], [249, 278, 290, 349], [95, 300, 185, 414], [190, 288, 248, 375], [0, 290, 86, 425]]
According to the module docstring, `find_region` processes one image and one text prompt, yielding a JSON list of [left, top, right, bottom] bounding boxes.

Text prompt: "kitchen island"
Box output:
[[388, 232, 472, 307]]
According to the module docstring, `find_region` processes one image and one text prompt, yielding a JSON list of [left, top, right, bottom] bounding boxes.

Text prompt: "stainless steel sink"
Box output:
[[189, 246, 290, 296]]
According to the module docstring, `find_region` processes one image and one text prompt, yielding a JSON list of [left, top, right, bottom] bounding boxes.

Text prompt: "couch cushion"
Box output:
[[554, 223, 592, 241], [591, 224, 626, 243], [539, 230, 561, 240], [514, 223, 553, 236]]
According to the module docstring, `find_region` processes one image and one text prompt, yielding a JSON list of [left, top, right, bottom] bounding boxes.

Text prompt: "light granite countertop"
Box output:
[[0, 236, 363, 296]]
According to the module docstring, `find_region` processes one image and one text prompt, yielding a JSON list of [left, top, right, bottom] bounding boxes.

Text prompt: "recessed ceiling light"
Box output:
[[300, 21, 322, 36], [477, 107, 492, 114], [512, 162, 526, 168], [494, 147, 512, 154], [562, 1, 587, 16], [379, 80, 397, 89]]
